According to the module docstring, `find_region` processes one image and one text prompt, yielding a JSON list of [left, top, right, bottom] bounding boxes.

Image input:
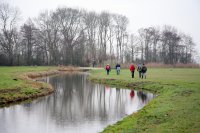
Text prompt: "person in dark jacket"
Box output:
[[137, 63, 142, 78], [141, 64, 147, 79], [92, 59, 96, 67], [115, 63, 121, 75], [129, 63, 135, 78], [105, 64, 111, 75]]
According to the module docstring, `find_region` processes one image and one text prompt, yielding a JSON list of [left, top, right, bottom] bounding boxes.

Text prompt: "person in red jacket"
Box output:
[[105, 64, 111, 75], [130, 63, 135, 78]]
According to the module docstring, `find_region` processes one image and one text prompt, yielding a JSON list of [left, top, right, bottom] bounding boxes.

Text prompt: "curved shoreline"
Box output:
[[89, 69, 200, 133], [0, 67, 88, 107], [1, 67, 199, 132]]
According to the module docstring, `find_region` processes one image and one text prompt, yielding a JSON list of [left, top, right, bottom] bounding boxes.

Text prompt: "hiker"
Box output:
[[105, 64, 111, 75], [141, 63, 147, 79], [115, 63, 121, 75], [92, 59, 96, 67], [137, 63, 142, 78], [129, 63, 135, 78]]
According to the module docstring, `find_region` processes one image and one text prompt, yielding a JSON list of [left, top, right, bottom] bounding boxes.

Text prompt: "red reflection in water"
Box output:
[[130, 90, 135, 99]]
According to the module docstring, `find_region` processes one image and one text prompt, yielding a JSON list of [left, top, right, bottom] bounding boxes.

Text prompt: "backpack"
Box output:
[[142, 66, 147, 72], [138, 65, 142, 71], [106, 65, 110, 70]]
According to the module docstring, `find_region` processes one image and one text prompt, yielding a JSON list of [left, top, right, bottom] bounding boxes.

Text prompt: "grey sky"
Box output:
[[6, 0, 200, 60]]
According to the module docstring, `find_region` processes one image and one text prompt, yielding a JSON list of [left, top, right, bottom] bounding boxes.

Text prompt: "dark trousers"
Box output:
[[139, 71, 142, 78], [107, 70, 110, 75], [116, 70, 120, 75], [142, 72, 146, 79], [131, 71, 135, 78]]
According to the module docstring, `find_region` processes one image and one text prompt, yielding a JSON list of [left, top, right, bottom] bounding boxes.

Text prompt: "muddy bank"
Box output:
[[22, 66, 86, 79]]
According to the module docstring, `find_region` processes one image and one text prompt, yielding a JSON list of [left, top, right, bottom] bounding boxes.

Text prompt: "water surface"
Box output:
[[0, 73, 154, 133]]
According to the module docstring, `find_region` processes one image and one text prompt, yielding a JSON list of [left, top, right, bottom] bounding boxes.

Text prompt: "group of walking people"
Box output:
[[130, 63, 147, 79], [105, 63, 147, 79]]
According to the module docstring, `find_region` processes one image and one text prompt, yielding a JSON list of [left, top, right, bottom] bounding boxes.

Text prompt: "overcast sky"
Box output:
[[5, 0, 200, 61]]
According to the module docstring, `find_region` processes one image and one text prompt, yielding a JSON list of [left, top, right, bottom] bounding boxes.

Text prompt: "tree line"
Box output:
[[0, 2, 196, 66]]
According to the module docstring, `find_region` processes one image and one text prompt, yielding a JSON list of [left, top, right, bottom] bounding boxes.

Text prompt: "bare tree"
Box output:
[[83, 11, 98, 65], [54, 7, 85, 65], [20, 19, 37, 65], [98, 12, 110, 65], [35, 11, 60, 65], [128, 34, 140, 62], [180, 33, 195, 63], [161, 25, 181, 64], [108, 16, 115, 65], [0, 3, 197, 66], [138, 27, 155, 63], [113, 14, 129, 63], [151, 27, 160, 62], [0, 3, 20, 65]]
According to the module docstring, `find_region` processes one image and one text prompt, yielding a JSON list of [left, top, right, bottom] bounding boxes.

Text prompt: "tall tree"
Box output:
[[98, 12, 110, 65], [138, 27, 154, 63], [0, 3, 20, 65], [113, 14, 128, 63], [36, 11, 60, 65], [54, 7, 85, 65], [180, 34, 195, 63], [83, 11, 98, 65], [161, 26, 181, 64], [151, 27, 160, 62], [20, 19, 37, 65], [128, 34, 140, 62]]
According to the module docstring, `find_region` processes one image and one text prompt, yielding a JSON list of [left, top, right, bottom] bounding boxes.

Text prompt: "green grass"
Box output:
[[0, 66, 57, 105], [90, 68, 200, 133], [0, 67, 200, 132]]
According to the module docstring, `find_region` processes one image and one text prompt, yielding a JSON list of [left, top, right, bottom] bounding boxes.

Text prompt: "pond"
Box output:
[[0, 73, 154, 133]]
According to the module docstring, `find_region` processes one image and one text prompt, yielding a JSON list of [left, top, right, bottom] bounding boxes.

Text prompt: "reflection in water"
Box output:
[[0, 73, 154, 133], [130, 90, 135, 99]]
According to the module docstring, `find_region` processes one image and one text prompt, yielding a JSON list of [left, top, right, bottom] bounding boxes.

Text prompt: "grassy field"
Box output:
[[0, 67, 200, 132], [90, 68, 200, 133], [0, 66, 57, 105]]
